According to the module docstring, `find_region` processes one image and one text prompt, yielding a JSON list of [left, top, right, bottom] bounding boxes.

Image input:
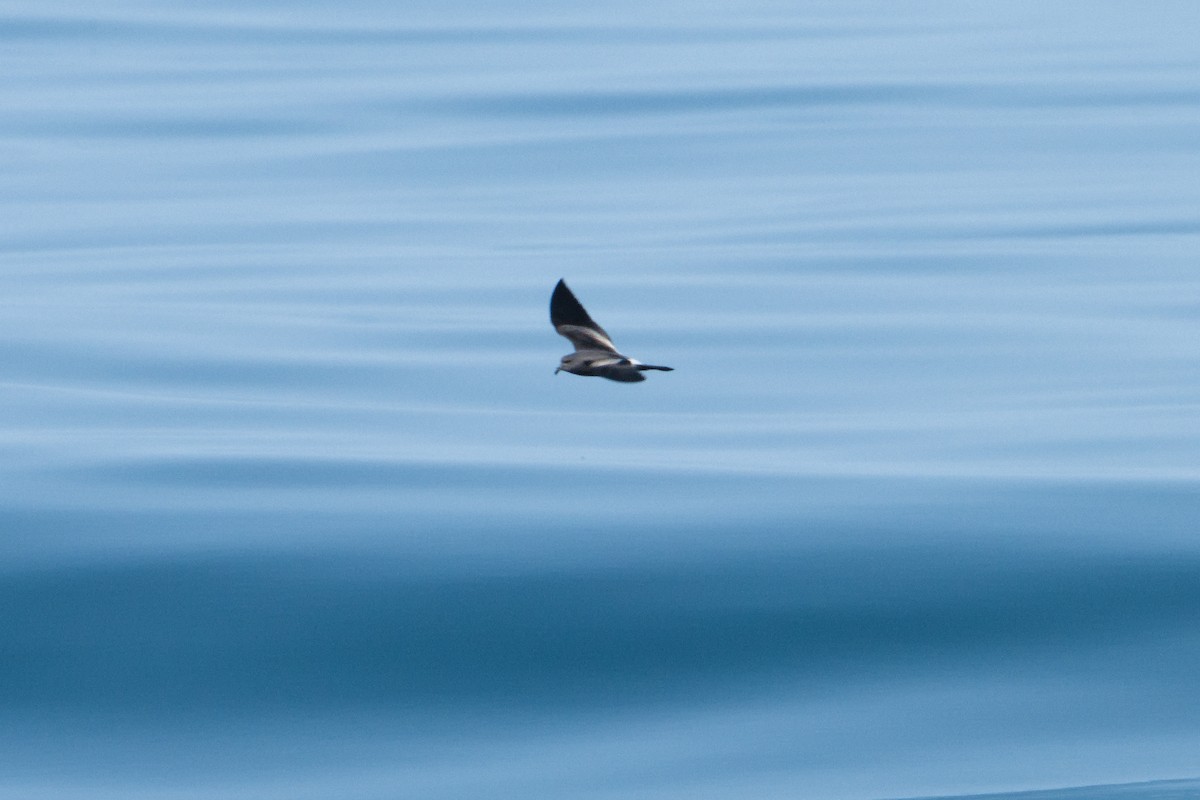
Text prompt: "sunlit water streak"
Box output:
[[2, 2, 1199, 798]]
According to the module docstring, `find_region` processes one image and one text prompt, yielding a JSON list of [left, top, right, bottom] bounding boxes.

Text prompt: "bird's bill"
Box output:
[[554, 368, 561, 375]]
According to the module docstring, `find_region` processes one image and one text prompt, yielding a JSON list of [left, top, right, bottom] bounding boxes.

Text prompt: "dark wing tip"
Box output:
[[550, 278, 600, 332]]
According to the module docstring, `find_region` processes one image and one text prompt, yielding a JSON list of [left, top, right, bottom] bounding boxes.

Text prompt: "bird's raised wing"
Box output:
[[550, 279, 619, 353]]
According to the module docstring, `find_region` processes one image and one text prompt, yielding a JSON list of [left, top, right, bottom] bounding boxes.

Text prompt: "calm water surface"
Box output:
[[2, 2, 1199, 798]]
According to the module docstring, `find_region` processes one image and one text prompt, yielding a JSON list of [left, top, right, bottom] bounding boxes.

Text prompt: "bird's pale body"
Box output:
[[550, 280, 672, 383]]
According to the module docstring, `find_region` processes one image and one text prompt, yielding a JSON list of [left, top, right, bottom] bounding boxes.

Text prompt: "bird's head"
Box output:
[[556, 354, 582, 375]]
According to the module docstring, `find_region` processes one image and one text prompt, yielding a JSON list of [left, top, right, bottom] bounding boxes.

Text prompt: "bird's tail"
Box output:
[[636, 364, 673, 372]]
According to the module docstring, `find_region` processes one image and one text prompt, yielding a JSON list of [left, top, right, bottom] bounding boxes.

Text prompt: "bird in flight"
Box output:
[[550, 279, 673, 383]]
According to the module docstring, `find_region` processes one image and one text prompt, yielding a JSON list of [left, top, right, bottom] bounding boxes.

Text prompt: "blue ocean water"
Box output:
[[2, 2, 1199, 798]]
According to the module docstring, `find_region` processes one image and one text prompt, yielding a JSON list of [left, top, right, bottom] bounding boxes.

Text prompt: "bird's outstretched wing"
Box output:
[[550, 279, 619, 353]]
